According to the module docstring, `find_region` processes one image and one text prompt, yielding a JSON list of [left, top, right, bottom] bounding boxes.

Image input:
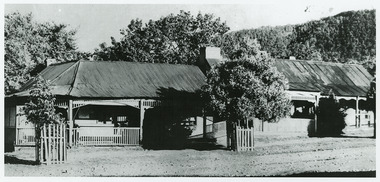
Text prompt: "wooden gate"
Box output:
[[40, 123, 67, 165], [235, 126, 254, 151]]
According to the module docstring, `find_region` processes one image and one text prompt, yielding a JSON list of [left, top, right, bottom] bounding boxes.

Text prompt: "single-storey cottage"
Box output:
[[4, 47, 374, 150]]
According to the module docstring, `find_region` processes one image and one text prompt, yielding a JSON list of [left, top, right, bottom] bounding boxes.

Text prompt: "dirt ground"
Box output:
[[4, 126, 376, 177]]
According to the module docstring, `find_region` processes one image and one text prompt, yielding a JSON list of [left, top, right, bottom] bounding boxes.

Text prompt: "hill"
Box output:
[[225, 10, 376, 75]]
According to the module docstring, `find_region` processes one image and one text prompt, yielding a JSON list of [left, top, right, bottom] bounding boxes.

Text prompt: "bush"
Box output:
[[142, 106, 195, 149], [316, 94, 347, 136]]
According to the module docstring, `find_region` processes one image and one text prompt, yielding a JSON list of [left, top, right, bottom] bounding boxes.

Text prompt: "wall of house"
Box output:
[[189, 116, 213, 137], [253, 117, 313, 133], [4, 101, 17, 152], [344, 108, 374, 127], [4, 103, 16, 128]]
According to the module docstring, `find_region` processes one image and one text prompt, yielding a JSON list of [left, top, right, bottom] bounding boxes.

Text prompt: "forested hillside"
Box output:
[[226, 10, 375, 74]]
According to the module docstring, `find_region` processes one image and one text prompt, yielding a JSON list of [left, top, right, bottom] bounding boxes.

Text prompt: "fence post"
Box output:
[[68, 100, 73, 147], [35, 127, 39, 164], [48, 124, 52, 165], [235, 125, 239, 152], [36, 128, 44, 163], [59, 123, 63, 164], [43, 124, 48, 164], [251, 127, 254, 148], [64, 124, 67, 162]]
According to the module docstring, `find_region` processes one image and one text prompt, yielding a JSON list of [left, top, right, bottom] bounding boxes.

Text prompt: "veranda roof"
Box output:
[[274, 59, 373, 97], [12, 60, 206, 98]]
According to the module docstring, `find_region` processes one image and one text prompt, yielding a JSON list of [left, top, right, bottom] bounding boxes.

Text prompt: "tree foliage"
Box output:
[[5, 12, 87, 94], [21, 77, 64, 126], [288, 10, 376, 64], [226, 10, 376, 74], [94, 10, 229, 65], [21, 77, 64, 164], [223, 25, 293, 59], [316, 94, 347, 136], [203, 39, 291, 125]]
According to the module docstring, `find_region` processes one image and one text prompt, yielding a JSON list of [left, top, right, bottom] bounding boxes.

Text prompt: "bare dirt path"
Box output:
[[4, 129, 376, 177]]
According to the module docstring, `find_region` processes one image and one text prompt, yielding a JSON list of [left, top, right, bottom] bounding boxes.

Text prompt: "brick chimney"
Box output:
[[45, 58, 57, 66], [198, 47, 223, 74]]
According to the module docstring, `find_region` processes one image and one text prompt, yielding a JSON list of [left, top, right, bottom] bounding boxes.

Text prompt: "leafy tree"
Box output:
[[94, 10, 229, 65], [21, 77, 64, 163], [5, 12, 85, 94], [22, 77, 63, 126], [224, 25, 293, 59], [221, 37, 264, 60], [203, 39, 291, 149]]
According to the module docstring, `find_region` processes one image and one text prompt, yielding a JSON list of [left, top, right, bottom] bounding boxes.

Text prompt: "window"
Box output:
[[290, 101, 315, 119], [76, 106, 96, 119]]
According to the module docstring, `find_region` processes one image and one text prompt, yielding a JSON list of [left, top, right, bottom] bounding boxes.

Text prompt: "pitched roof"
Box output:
[[274, 59, 373, 97], [11, 59, 373, 99], [14, 60, 206, 98]]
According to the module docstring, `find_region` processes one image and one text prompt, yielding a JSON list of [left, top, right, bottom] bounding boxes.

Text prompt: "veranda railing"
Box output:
[[16, 127, 140, 146], [16, 127, 36, 145], [71, 127, 140, 146]]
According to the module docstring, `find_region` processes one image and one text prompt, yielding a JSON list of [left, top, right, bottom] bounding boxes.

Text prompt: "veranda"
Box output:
[[14, 98, 209, 147]]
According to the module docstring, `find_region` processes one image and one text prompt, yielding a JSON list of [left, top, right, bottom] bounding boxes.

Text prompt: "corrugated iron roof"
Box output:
[[11, 59, 373, 99], [14, 60, 206, 98], [274, 59, 373, 97]]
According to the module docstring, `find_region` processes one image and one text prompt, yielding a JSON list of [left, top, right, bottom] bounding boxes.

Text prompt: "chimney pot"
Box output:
[[198, 47, 222, 74], [45, 58, 56, 66]]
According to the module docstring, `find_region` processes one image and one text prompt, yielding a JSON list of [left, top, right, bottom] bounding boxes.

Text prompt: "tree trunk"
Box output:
[[374, 96, 376, 138], [232, 123, 236, 151], [226, 121, 235, 150], [34, 126, 41, 164]]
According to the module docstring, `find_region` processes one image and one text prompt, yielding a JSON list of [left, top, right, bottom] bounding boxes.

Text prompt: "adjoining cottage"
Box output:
[[4, 47, 374, 151], [271, 59, 374, 133]]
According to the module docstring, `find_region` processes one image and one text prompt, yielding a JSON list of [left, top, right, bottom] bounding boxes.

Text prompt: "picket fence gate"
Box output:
[[235, 126, 254, 151], [39, 123, 67, 165]]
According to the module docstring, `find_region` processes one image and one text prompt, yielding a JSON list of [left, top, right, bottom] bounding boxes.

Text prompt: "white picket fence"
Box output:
[[71, 127, 140, 146], [40, 123, 67, 165], [235, 126, 254, 151], [16, 127, 140, 147]]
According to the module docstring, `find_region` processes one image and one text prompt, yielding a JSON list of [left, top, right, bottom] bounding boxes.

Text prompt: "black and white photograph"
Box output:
[[1, 0, 378, 179]]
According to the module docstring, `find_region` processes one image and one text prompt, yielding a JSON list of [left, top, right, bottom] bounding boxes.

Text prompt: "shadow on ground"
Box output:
[[144, 138, 228, 151], [275, 171, 376, 177], [4, 155, 38, 165], [186, 138, 228, 151]]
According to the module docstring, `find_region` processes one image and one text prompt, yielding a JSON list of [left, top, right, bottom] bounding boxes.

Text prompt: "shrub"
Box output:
[[316, 94, 347, 136]]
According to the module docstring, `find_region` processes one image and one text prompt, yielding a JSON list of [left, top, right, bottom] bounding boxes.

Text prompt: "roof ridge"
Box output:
[[47, 60, 78, 66], [18, 61, 77, 91], [49, 61, 80, 84], [79, 60, 200, 67], [276, 59, 363, 66], [67, 61, 81, 96]]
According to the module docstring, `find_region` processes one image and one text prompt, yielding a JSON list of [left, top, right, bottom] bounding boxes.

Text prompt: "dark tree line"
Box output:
[[94, 10, 230, 65], [5, 9, 376, 95], [4, 12, 90, 94], [225, 10, 375, 75]]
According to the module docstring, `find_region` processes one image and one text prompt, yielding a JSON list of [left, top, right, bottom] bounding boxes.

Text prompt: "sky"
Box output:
[[4, 0, 377, 52]]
